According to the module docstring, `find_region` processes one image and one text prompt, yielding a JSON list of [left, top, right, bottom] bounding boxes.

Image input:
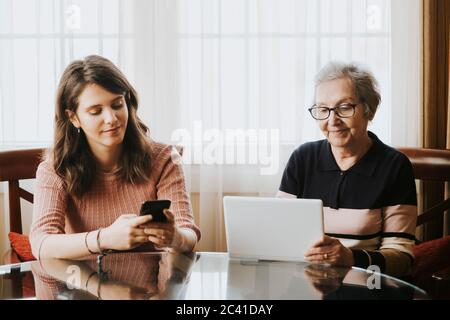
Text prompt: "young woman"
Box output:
[[30, 55, 200, 260]]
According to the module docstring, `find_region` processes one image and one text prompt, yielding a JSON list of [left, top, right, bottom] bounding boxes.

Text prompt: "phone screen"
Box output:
[[140, 200, 171, 223]]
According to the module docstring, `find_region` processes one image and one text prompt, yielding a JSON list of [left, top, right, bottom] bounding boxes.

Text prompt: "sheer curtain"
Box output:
[[0, 0, 420, 253], [175, 0, 421, 251]]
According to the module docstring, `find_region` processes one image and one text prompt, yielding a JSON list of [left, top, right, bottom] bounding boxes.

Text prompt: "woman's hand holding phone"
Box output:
[[101, 200, 184, 252], [101, 214, 153, 251], [141, 209, 183, 249]]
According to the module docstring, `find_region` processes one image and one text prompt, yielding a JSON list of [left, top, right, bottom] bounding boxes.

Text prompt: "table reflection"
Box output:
[[184, 255, 428, 300], [31, 252, 197, 300], [1, 252, 428, 300]]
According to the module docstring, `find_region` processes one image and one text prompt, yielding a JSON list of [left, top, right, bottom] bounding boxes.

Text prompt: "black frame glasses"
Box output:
[[308, 103, 360, 120]]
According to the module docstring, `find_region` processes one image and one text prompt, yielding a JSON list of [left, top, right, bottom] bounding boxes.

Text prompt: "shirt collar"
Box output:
[[317, 131, 384, 176]]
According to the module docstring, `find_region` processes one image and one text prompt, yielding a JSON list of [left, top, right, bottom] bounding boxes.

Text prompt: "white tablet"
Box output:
[[223, 196, 324, 262]]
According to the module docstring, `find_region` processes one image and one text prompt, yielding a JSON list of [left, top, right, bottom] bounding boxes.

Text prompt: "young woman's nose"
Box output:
[[103, 107, 118, 124]]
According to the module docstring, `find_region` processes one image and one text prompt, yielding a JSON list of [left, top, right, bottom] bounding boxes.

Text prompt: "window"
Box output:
[[177, 0, 395, 147], [0, 0, 421, 252], [0, 0, 420, 151], [0, 0, 135, 148]]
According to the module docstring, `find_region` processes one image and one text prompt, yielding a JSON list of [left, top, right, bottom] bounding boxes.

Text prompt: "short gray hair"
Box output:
[[314, 61, 381, 120]]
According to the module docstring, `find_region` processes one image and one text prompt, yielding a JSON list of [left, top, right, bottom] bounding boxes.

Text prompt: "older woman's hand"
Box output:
[[303, 264, 351, 297], [304, 235, 354, 267]]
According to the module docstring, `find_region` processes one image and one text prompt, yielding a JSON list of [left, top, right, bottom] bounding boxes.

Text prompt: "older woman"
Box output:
[[278, 62, 417, 277]]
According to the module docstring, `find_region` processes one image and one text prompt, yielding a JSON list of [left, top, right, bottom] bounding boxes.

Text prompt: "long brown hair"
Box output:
[[53, 55, 152, 197]]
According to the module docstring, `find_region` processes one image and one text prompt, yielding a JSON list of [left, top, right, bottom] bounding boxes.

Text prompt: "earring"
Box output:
[[77, 127, 81, 134]]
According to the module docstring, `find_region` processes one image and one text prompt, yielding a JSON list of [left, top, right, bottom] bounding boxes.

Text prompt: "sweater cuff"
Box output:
[[351, 249, 386, 272], [351, 249, 370, 269]]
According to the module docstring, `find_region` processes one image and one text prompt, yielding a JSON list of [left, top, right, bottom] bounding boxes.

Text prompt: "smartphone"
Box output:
[[139, 200, 171, 223]]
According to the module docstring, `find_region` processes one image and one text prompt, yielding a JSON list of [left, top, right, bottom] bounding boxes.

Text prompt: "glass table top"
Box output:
[[0, 252, 429, 300]]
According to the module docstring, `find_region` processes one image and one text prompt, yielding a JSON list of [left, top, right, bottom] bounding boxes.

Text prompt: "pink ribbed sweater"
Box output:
[[29, 142, 200, 258]]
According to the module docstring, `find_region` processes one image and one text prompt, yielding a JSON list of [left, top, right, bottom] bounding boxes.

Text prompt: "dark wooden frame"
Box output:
[[0, 148, 44, 235], [398, 147, 450, 228]]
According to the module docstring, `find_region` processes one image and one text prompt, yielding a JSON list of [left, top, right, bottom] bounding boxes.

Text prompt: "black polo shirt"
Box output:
[[279, 131, 417, 270], [280, 131, 417, 209]]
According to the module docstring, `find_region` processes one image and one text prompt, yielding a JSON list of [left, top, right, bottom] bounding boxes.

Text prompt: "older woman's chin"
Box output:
[[326, 133, 351, 146], [328, 129, 351, 137], [328, 140, 349, 148]]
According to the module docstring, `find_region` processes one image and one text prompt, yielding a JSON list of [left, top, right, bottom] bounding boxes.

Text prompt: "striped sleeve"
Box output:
[[155, 145, 201, 242], [380, 204, 417, 256], [352, 156, 417, 276], [29, 161, 68, 259], [379, 155, 417, 259]]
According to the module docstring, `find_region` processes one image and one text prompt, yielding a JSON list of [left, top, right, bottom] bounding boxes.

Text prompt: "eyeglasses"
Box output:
[[308, 103, 359, 120]]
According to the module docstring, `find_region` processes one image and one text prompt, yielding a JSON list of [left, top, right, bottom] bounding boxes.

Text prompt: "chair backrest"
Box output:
[[0, 145, 182, 235], [397, 147, 450, 227], [0, 148, 45, 234]]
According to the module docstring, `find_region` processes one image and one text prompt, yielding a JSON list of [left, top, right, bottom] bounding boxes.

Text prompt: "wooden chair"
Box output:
[[398, 148, 450, 230], [0, 148, 45, 264], [0, 148, 44, 298], [398, 147, 450, 299]]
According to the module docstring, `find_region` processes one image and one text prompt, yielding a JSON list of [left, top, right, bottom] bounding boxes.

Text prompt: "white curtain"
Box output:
[[0, 0, 420, 253]]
